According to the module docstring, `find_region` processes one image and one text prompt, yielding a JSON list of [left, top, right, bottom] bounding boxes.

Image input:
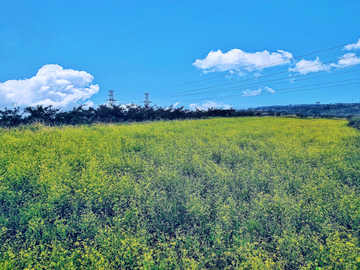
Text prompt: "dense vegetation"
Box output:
[[0, 105, 255, 128], [1, 117, 360, 269], [349, 116, 360, 130]]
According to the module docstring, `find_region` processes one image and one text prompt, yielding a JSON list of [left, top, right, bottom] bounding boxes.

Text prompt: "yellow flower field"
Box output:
[[1, 117, 360, 269]]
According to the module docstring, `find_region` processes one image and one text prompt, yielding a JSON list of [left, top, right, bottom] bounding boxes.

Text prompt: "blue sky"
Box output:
[[1, 0, 360, 110]]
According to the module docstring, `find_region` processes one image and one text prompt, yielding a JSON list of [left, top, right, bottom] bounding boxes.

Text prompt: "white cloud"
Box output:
[[189, 100, 232, 110], [290, 52, 360, 75], [265, 87, 275, 94], [192, 48, 293, 73], [119, 103, 138, 110], [83, 100, 94, 108], [242, 89, 262, 97], [173, 101, 181, 107], [241, 86, 275, 97], [0, 64, 99, 108], [344, 39, 360, 50], [330, 53, 360, 68], [289, 57, 330, 75]]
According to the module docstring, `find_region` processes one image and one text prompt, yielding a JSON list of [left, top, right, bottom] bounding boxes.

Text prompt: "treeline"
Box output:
[[0, 104, 257, 128], [255, 102, 360, 118]]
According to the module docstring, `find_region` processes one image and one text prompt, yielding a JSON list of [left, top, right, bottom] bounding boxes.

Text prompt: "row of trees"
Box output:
[[0, 104, 257, 128]]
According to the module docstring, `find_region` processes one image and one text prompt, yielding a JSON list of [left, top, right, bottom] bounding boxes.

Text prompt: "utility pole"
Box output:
[[107, 90, 117, 108], [142, 93, 151, 108]]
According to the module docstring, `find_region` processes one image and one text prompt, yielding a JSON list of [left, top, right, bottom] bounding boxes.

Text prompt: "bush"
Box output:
[[349, 116, 360, 129]]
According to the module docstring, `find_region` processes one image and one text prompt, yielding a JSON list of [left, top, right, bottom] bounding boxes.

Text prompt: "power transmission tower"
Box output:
[[107, 90, 117, 108], [142, 93, 151, 108]]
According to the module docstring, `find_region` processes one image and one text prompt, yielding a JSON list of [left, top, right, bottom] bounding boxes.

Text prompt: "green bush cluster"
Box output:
[[349, 116, 360, 129], [1, 118, 360, 269], [0, 105, 256, 128]]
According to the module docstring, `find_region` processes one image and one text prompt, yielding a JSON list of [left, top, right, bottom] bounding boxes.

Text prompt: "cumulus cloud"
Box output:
[[331, 53, 360, 68], [289, 57, 330, 75], [290, 52, 360, 75], [344, 39, 360, 50], [189, 100, 232, 110], [265, 87, 275, 94], [119, 103, 138, 110], [0, 64, 99, 108], [241, 86, 275, 97], [192, 48, 293, 73], [173, 101, 181, 107], [83, 100, 95, 108], [242, 89, 262, 97]]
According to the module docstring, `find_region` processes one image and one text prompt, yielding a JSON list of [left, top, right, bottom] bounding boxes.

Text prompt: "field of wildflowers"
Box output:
[[1, 117, 360, 269]]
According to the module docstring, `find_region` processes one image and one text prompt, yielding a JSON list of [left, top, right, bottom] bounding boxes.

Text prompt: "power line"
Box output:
[[240, 80, 360, 99], [154, 54, 360, 98], [229, 80, 360, 109], [161, 66, 360, 99], [149, 42, 353, 92], [241, 77, 360, 97], [159, 76, 360, 104]]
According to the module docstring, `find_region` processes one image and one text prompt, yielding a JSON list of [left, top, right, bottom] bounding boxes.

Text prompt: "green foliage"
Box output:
[[0, 105, 255, 128], [349, 116, 360, 129], [1, 118, 360, 269]]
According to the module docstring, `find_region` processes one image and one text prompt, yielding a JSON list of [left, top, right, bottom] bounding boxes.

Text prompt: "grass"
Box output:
[[1, 117, 360, 269]]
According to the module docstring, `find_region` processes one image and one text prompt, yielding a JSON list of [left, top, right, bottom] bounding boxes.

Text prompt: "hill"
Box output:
[[252, 102, 360, 117]]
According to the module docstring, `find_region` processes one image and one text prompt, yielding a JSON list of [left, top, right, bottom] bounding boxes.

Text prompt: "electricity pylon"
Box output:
[[107, 90, 117, 108], [142, 93, 151, 108]]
